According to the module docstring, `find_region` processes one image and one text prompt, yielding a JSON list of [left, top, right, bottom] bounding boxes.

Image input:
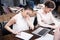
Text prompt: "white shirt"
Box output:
[[33, 4, 45, 11], [12, 13, 35, 32], [37, 9, 60, 27]]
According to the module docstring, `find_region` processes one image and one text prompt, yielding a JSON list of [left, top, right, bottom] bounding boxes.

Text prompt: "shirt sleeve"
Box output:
[[12, 13, 20, 20], [50, 12, 60, 27], [37, 12, 54, 28]]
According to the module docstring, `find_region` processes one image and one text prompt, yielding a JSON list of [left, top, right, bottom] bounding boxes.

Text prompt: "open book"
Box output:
[[15, 32, 33, 40]]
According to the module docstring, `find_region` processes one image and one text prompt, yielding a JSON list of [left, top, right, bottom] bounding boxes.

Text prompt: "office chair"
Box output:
[[33, 16, 38, 26], [0, 22, 2, 29], [1, 21, 13, 36]]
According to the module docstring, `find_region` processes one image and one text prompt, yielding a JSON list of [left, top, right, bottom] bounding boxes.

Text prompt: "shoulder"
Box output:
[[49, 12, 53, 15], [36, 9, 43, 17], [12, 13, 21, 19], [37, 9, 43, 14]]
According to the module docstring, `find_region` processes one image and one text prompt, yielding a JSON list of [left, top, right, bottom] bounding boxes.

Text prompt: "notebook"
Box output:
[[35, 33, 54, 40], [15, 32, 33, 40]]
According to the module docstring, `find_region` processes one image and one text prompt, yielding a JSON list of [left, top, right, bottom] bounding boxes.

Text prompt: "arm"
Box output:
[[25, 15, 34, 30], [5, 17, 19, 34], [50, 12, 60, 27], [37, 13, 55, 29]]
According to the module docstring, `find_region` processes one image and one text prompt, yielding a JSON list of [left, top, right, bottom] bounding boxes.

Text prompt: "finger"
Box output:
[[32, 28, 34, 30]]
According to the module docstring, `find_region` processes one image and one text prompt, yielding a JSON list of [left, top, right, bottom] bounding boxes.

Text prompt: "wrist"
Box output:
[[11, 30, 14, 34]]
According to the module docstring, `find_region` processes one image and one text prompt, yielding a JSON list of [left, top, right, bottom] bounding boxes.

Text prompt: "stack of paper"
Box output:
[[15, 32, 33, 40], [35, 33, 54, 40]]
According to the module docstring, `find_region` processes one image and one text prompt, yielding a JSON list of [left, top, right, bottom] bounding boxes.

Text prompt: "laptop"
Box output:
[[32, 27, 51, 36]]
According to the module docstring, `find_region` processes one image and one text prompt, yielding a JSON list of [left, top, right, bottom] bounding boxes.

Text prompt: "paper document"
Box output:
[[35, 33, 54, 40], [15, 32, 33, 40]]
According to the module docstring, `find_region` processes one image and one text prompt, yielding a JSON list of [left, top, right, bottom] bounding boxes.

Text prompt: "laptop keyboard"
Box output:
[[38, 29, 50, 36]]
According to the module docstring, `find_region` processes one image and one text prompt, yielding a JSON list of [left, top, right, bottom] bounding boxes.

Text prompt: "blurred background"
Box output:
[[0, 0, 60, 40]]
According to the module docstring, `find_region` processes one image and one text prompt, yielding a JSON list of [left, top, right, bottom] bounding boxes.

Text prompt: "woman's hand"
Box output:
[[30, 26, 34, 30], [11, 30, 21, 35]]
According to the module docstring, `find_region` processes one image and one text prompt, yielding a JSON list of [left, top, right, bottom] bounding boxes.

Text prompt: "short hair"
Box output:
[[44, 1, 56, 9]]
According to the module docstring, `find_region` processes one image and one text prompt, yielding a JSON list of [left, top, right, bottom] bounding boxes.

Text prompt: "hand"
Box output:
[[11, 30, 21, 35], [30, 26, 34, 30], [52, 25, 58, 29]]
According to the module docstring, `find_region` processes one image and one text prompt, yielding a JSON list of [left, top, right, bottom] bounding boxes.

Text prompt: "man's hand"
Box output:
[[52, 25, 58, 29]]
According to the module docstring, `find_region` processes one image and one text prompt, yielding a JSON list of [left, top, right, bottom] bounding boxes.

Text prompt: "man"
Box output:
[[37, 1, 60, 29], [5, 5, 36, 35], [36, 1, 60, 40]]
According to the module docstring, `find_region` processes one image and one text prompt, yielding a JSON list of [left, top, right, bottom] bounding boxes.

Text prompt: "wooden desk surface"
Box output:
[[2, 29, 40, 40], [2, 27, 54, 40]]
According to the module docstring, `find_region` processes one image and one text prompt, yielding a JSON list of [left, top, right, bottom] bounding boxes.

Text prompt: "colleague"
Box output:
[[34, 1, 60, 40], [37, 1, 60, 29], [5, 5, 36, 35]]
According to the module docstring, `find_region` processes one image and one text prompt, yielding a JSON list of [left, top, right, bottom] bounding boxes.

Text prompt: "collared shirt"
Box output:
[[37, 9, 60, 28]]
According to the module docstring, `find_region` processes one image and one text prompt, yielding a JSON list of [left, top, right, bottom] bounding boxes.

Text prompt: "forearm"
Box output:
[[50, 13, 60, 27], [5, 25, 13, 33], [38, 22, 56, 29], [25, 17, 34, 30], [26, 19, 34, 29]]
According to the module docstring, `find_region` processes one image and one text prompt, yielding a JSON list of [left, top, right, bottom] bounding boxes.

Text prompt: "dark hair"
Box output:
[[19, 5, 25, 8], [23, 4, 33, 11], [44, 1, 56, 9]]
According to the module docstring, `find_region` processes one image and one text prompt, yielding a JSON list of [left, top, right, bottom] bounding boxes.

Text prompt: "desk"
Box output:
[[2, 27, 54, 40], [0, 29, 3, 40], [2, 29, 40, 40]]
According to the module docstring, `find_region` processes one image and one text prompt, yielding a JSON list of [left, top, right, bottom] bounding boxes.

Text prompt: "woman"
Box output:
[[5, 5, 36, 35]]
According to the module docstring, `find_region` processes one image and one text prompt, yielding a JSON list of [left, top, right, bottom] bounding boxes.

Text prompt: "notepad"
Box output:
[[15, 32, 33, 40], [35, 33, 54, 40]]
